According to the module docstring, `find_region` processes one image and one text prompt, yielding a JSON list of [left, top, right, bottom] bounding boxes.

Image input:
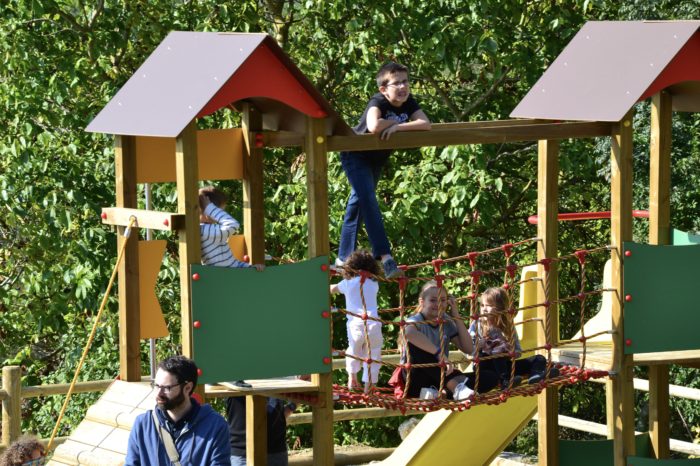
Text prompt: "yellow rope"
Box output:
[[46, 217, 137, 452]]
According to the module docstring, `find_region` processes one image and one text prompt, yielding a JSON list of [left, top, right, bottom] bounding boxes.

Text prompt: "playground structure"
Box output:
[[1, 20, 700, 466]]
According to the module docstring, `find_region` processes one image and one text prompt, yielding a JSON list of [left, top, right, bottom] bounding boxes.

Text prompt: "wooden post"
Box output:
[[175, 121, 200, 359], [240, 103, 268, 463], [610, 110, 636, 466], [246, 396, 268, 466], [536, 139, 559, 466], [115, 135, 141, 381], [1, 366, 21, 447], [648, 91, 672, 459], [241, 103, 266, 263], [305, 116, 334, 466]]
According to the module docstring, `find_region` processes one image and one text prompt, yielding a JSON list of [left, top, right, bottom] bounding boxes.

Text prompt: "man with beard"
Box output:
[[125, 355, 231, 465]]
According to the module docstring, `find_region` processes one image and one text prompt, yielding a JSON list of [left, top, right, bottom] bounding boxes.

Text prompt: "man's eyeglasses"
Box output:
[[386, 79, 409, 88], [150, 381, 184, 394], [22, 457, 46, 466]]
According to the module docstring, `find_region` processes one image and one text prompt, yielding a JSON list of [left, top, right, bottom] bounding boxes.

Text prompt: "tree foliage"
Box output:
[[1, 0, 700, 454]]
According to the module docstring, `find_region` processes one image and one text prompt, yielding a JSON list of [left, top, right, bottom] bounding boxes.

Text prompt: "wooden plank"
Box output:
[[1, 366, 21, 446], [536, 139, 560, 466], [175, 121, 200, 359], [241, 103, 266, 264], [648, 90, 673, 460], [247, 395, 268, 466], [610, 110, 636, 466], [306, 116, 330, 261], [135, 129, 244, 183], [115, 135, 141, 382], [21, 379, 113, 399], [327, 121, 611, 152], [101, 207, 184, 231]]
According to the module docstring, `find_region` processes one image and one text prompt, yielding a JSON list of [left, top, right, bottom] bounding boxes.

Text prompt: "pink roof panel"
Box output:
[[510, 21, 700, 122]]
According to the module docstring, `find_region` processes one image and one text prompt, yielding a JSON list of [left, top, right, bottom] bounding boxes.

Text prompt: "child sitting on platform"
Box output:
[[330, 250, 383, 393], [470, 287, 558, 388], [199, 186, 263, 389], [402, 281, 499, 400]]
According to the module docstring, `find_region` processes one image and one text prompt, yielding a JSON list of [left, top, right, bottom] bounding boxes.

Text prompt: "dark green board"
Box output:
[[626, 458, 700, 466], [560, 434, 650, 466], [672, 228, 700, 245], [623, 241, 700, 355], [191, 256, 330, 384]]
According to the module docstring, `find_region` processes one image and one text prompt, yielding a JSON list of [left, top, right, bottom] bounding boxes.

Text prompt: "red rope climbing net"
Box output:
[[328, 238, 612, 413]]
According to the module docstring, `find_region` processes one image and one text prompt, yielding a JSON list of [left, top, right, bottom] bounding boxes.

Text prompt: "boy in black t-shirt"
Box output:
[[337, 62, 431, 278]]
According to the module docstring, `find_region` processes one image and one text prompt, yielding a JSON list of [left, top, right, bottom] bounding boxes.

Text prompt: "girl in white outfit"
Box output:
[[331, 250, 383, 392]]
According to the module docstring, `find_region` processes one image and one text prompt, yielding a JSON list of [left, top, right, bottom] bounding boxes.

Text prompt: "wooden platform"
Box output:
[[206, 377, 319, 398], [551, 341, 700, 371]]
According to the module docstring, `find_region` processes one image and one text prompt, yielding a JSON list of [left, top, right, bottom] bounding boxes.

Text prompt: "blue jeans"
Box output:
[[231, 451, 288, 466], [338, 151, 391, 261]]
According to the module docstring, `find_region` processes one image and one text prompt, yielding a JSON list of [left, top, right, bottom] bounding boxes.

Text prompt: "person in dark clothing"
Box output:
[[226, 396, 296, 466]]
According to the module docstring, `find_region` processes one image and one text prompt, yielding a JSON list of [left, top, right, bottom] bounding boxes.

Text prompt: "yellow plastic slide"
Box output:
[[381, 265, 543, 466]]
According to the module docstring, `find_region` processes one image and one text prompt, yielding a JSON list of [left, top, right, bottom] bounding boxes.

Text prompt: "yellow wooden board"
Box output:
[[228, 234, 247, 262], [135, 128, 244, 183], [138, 240, 168, 339]]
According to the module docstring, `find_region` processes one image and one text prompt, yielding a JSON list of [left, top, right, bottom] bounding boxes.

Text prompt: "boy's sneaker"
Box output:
[[528, 367, 560, 385], [453, 381, 475, 400], [232, 380, 252, 388], [330, 258, 344, 272], [382, 258, 404, 279]]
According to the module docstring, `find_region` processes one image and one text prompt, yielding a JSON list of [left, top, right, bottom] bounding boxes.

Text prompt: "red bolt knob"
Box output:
[[243, 255, 250, 263], [323, 357, 331, 365], [255, 141, 264, 148], [101, 212, 107, 220], [502, 283, 510, 290], [193, 321, 201, 328], [624, 250, 632, 257], [544, 344, 552, 351], [625, 294, 632, 302], [320, 264, 328, 272], [197, 368, 203, 376], [163, 219, 169, 227], [321, 311, 330, 318], [255, 133, 264, 141], [625, 338, 632, 346], [192, 273, 200, 281]]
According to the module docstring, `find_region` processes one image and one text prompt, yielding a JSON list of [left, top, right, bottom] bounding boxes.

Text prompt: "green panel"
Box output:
[[627, 458, 700, 466], [560, 434, 650, 466], [672, 228, 700, 245], [623, 241, 700, 354], [191, 256, 330, 384]]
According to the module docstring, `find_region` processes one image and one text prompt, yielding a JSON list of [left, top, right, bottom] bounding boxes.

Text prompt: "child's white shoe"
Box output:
[[453, 382, 474, 400]]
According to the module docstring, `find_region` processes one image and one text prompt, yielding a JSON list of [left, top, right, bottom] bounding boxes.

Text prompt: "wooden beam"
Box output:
[[175, 121, 200, 359], [306, 116, 330, 259], [304, 115, 334, 466], [115, 135, 141, 381], [327, 121, 611, 152], [648, 90, 673, 460], [241, 103, 266, 264], [536, 139, 560, 466], [610, 110, 636, 466], [101, 207, 184, 231], [246, 395, 268, 466]]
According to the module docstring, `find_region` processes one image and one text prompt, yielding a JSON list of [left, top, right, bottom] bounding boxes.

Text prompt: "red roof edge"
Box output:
[[639, 29, 700, 102]]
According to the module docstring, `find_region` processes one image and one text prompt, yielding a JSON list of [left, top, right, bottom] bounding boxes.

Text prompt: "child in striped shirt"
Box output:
[[199, 186, 264, 271]]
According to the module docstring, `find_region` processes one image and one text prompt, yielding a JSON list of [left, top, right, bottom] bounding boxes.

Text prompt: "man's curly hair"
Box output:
[[0, 435, 44, 466]]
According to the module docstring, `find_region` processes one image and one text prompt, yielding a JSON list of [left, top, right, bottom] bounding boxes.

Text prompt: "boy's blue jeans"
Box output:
[[338, 151, 392, 261]]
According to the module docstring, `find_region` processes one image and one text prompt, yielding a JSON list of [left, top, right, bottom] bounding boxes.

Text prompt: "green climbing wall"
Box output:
[[191, 256, 331, 384], [625, 458, 700, 465], [623, 241, 700, 355]]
